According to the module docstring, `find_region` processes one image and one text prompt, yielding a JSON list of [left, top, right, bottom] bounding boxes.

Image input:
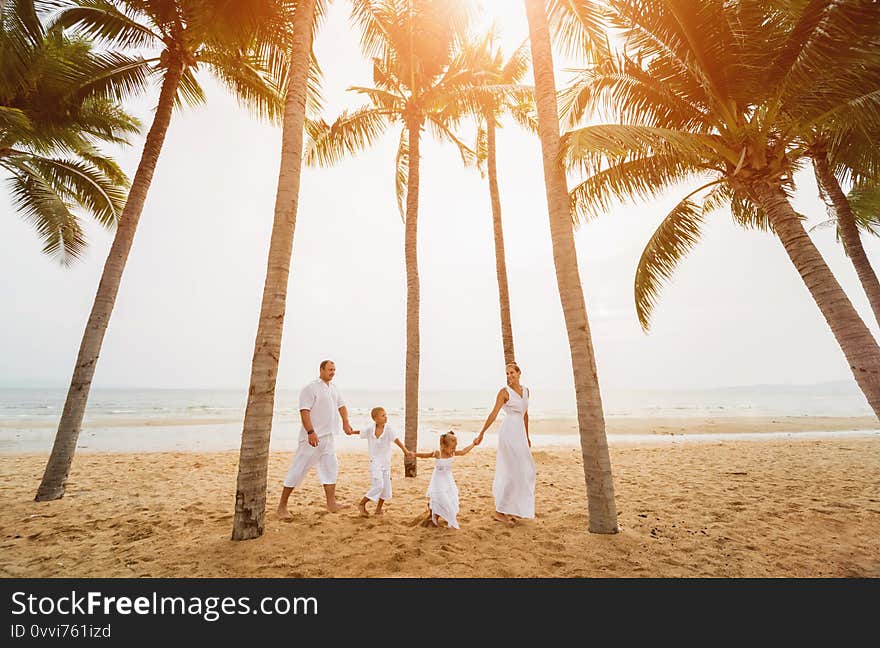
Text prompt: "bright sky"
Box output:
[[1, 1, 878, 394]]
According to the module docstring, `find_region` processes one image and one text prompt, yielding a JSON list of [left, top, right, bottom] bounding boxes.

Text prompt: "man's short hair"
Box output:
[[319, 360, 334, 370]]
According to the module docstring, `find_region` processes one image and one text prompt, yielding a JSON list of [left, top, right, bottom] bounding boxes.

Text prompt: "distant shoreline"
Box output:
[[1, 414, 876, 434]]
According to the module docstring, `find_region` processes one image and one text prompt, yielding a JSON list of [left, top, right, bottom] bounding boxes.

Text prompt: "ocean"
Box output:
[[0, 382, 873, 454]]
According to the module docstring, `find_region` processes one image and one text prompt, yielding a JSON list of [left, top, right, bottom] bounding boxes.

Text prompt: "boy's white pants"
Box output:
[[364, 461, 392, 502], [283, 434, 338, 488]]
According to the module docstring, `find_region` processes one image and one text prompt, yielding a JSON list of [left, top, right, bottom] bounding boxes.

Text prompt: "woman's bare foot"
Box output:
[[357, 501, 369, 517], [374, 509, 385, 516], [493, 512, 514, 527], [277, 506, 293, 521], [326, 502, 351, 513]]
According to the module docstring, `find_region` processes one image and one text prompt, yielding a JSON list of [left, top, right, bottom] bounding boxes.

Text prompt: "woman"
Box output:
[[475, 362, 536, 526]]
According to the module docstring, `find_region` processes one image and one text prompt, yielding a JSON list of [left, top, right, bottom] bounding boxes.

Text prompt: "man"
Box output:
[[277, 360, 354, 519]]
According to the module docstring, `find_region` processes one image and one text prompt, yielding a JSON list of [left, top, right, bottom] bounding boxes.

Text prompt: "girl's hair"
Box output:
[[439, 431, 457, 450], [505, 362, 521, 375]]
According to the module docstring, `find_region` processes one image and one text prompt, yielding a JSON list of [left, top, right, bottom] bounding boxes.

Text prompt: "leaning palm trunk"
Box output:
[[403, 118, 421, 478], [752, 183, 880, 418], [487, 117, 516, 365], [524, 0, 617, 533], [35, 62, 185, 502], [812, 154, 880, 329], [232, 0, 317, 541]]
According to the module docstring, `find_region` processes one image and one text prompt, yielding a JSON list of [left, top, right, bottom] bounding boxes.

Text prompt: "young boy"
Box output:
[[346, 407, 414, 516]]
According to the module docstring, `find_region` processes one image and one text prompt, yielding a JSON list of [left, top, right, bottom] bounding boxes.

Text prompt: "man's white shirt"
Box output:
[[298, 379, 345, 442], [359, 422, 399, 468]]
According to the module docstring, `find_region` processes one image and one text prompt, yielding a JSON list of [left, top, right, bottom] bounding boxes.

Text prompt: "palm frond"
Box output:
[[635, 185, 714, 331], [304, 105, 392, 168], [73, 51, 154, 102], [474, 120, 487, 177], [4, 157, 86, 263], [568, 152, 708, 225], [847, 184, 880, 237], [349, 84, 403, 112], [174, 66, 206, 109], [500, 38, 531, 84], [24, 154, 127, 227], [46, 0, 160, 49], [730, 194, 772, 231], [199, 49, 284, 123], [395, 125, 408, 220], [560, 123, 729, 175], [546, 0, 611, 62], [425, 114, 474, 167]]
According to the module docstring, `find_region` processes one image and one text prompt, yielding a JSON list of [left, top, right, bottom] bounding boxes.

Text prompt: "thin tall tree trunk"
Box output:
[[35, 61, 185, 502], [487, 117, 516, 365], [753, 182, 880, 418], [403, 119, 421, 478], [524, 0, 618, 533], [813, 154, 880, 329], [231, 0, 317, 541]]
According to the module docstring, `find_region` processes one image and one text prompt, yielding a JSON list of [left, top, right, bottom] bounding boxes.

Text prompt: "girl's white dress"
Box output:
[[426, 456, 460, 529], [493, 385, 536, 518]]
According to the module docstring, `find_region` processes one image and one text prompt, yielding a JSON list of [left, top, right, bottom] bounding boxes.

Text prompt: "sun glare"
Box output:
[[473, 0, 529, 48], [479, 0, 524, 23]]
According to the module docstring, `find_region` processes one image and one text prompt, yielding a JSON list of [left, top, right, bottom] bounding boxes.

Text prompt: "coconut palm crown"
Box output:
[[1, 0, 140, 262], [559, 0, 880, 416]]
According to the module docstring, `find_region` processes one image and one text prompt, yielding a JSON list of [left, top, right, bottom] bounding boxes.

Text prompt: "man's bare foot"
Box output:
[[374, 509, 384, 516], [358, 502, 369, 517], [277, 506, 293, 521], [326, 502, 352, 513], [493, 512, 514, 527]]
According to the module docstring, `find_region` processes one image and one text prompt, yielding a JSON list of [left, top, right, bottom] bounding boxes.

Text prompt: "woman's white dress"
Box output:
[[426, 456, 460, 529], [493, 385, 536, 518]]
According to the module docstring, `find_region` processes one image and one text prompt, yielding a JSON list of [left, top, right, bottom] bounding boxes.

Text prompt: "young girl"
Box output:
[[415, 431, 476, 529]]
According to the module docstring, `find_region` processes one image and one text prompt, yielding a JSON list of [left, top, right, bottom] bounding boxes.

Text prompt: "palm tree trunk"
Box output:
[[524, 0, 618, 533], [753, 182, 880, 418], [403, 119, 421, 478], [34, 61, 185, 502], [231, 0, 317, 541], [812, 154, 880, 328], [487, 117, 516, 365]]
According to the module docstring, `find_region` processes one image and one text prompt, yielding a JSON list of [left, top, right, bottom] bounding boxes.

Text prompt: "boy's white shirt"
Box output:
[[359, 422, 399, 467]]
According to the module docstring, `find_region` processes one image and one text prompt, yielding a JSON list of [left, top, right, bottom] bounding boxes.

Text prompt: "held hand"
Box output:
[[474, 433, 484, 446], [406, 450, 415, 460], [343, 423, 354, 436]]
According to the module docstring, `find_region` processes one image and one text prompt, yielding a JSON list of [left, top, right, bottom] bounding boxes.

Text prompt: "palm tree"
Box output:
[[232, 0, 325, 541], [809, 127, 880, 328], [559, 0, 880, 418], [523, 0, 618, 533], [466, 31, 534, 365], [305, 0, 474, 477], [2, 0, 139, 262], [35, 0, 291, 502]]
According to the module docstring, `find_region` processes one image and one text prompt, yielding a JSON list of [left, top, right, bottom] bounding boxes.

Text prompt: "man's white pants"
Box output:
[[364, 461, 392, 502], [283, 434, 339, 488]]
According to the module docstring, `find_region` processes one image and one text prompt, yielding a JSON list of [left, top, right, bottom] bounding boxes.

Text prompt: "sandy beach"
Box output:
[[2, 433, 878, 578]]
